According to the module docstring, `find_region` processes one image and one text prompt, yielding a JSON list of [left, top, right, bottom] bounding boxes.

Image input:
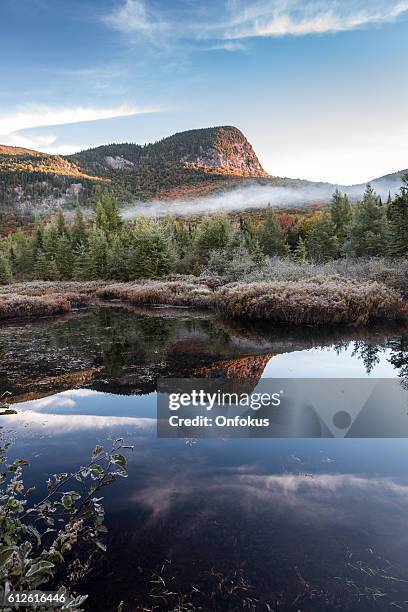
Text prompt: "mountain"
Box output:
[[0, 126, 406, 215], [67, 126, 268, 200], [0, 127, 267, 213], [354, 169, 407, 196], [0, 145, 107, 214]]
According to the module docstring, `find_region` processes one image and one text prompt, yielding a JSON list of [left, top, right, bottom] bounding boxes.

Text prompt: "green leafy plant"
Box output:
[[0, 420, 133, 612]]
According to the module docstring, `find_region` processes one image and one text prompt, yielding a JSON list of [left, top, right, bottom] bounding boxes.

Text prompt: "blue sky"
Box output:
[[1, 0, 408, 183]]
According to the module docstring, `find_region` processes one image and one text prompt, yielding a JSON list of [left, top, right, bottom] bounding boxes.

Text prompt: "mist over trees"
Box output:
[[0, 176, 407, 284]]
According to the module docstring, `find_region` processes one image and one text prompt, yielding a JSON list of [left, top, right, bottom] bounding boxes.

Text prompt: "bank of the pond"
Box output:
[[0, 276, 407, 325]]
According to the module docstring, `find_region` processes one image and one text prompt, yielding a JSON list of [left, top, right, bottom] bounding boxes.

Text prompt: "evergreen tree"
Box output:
[[0, 252, 12, 285], [128, 217, 173, 279], [93, 200, 109, 235], [259, 205, 288, 256], [330, 189, 352, 246], [93, 193, 122, 235], [73, 244, 93, 281], [34, 251, 59, 280], [33, 217, 44, 255], [11, 230, 35, 277], [387, 174, 408, 256], [87, 228, 109, 279], [43, 223, 60, 260], [55, 235, 74, 279], [72, 204, 87, 247], [305, 213, 339, 262], [56, 210, 69, 238], [194, 213, 230, 254], [293, 236, 307, 262], [174, 222, 193, 259], [345, 185, 387, 256], [238, 214, 261, 254], [107, 234, 128, 280]]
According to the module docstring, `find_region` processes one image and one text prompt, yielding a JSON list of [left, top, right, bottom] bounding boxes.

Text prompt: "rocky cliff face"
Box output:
[[69, 125, 268, 180], [173, 126, 267, 177]]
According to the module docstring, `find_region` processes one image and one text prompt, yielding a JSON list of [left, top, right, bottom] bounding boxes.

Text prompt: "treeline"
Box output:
[[0, 176, 407, 284]]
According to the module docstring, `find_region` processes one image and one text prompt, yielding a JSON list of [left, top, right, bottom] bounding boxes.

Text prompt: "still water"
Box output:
[[2, 306, 408, 611]]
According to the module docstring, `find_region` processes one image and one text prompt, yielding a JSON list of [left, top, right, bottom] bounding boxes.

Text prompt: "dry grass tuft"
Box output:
[[0, 294, 71, 320], [216, 278, 407, 325], [0, 281, 104, 297], [95, 281, 216, 309], [0, 274, 406, 325]]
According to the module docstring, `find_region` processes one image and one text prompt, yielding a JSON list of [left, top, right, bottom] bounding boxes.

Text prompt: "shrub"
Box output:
[[0, 429, 131, 608]]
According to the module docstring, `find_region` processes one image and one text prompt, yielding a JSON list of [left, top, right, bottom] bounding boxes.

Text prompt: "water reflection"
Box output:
[[2, 308, 408, 610], [1, 306, 408, 402]]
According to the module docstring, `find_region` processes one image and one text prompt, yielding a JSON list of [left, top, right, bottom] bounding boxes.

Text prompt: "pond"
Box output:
[[2, 306, 408, 611]]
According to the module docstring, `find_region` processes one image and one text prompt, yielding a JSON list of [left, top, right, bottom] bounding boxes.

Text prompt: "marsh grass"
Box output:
[[253, 257, 408, 297], [0, 259, 407, 325], [0, 294, 71, 320], [216, 278, 407, 325], [95, 280, 215, 309]]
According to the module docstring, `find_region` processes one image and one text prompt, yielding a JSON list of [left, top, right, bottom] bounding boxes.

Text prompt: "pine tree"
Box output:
[[93, 193, 122, 235], [73, 244, 93, 280], [127, 217, 173, 279], [0, 252, 12, 285], [33, 217, 44, 255], [238, 214, 260, 254], [107, 234, 128, 280], [194, 213, 230, 254], [174, 222, 193, 259], [56, 210, 69, 238], [72, 204, 87, 247], [55, 235, 74, 279], [305, 213, 339, 262], [345, 185, 387, 256], [87, 227, 109, 279], [11, 230, 35, 277], [387, 174, 408, 256], [34, 251, 59, 280], [330, 189, 352, 246], [259, 205, 288, 256], [293, 236, 307, 262], [43, 222, 60, 260]]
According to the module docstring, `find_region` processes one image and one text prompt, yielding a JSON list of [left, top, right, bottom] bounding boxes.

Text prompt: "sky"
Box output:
[[0, 0, 408, 184]]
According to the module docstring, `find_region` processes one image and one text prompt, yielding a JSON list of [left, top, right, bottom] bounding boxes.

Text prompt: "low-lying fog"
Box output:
[[122, 175, 404, 218]]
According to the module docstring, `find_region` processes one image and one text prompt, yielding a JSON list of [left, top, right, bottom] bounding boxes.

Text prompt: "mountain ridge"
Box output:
[[0, 125, 406, 214]]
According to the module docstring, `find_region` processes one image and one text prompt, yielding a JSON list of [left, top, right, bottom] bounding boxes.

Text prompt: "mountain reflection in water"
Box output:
[[2, 306, 408, 611]]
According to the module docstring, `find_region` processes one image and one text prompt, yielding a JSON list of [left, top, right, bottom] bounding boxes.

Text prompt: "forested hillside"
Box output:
[[0, 126, 268, 213], [0, 145, 107, 214], [68, 126, 268, 200]]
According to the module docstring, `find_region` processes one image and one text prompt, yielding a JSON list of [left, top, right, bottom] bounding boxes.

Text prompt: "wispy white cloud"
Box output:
[[0, 103, 160, 153], [104, 0, 169, 37], [104, 0, 408, 44], [0, 104, 155, 135], [225, 0, 408, 39]]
